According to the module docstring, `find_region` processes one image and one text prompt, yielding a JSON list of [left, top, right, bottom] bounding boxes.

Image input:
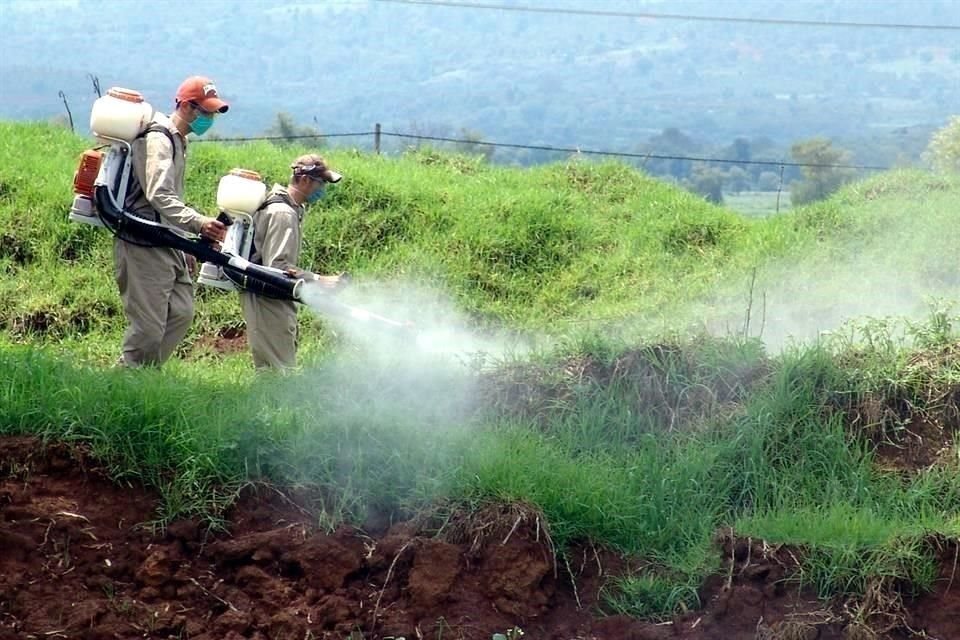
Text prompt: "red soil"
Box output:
[[2, 437, 958, 640]]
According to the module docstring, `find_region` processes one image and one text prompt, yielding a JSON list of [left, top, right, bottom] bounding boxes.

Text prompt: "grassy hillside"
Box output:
[[3, 121, 958, 363], [5, 120, 960, 629], [0, 121, 814, 361]]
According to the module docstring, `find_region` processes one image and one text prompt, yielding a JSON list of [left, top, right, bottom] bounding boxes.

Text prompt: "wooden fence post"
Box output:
[[775, 164, 785, 213], [58, 90, 74, 132]]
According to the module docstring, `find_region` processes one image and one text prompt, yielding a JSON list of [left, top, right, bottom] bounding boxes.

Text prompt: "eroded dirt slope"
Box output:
[[3, 437, 960, 640]]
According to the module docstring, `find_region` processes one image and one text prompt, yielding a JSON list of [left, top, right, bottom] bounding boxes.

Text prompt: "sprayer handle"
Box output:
[[197, 212, 231, 247]]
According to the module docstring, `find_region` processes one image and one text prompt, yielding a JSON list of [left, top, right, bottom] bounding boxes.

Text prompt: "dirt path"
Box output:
[[1, 437, 958, 640]]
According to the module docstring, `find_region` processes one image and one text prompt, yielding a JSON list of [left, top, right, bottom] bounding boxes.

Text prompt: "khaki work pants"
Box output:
[[239, 291, 298, 370], [114, 240, 194, 367]]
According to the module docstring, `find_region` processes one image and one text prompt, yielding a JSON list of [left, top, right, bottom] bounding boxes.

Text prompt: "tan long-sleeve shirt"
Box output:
[[249, 185, 304, 271], [126, 112, 211, 234], [241, 184, 305, 370]]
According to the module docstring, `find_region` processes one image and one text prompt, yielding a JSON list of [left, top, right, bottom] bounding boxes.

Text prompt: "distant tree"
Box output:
[[925, 115, 960, 172], [643, 128, 701, 179], [725, 166, 750, 194], [723, 137, 752, 163], [455, 128, 494, 162], [263, 112, 323, 147], [756, 171, 781, 191], [687, 165, 725, 204], [789, 137, 856, 206]]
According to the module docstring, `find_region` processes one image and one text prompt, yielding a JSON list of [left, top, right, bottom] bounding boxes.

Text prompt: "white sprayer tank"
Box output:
[[217, 168, 267, 215], [198, 169, 267, 292], [89, 88, 154, 142]]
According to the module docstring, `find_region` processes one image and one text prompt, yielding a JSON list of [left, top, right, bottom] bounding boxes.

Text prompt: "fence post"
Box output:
[[58, 90, 74, 132], [775, 164, 785, 214], [88, 73, 102, 98], [374, 123, 381, 155]]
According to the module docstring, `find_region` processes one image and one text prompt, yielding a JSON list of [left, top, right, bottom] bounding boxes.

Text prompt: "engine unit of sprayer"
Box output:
[[66, 87, 305, 303], [69, 87, 153, 229]]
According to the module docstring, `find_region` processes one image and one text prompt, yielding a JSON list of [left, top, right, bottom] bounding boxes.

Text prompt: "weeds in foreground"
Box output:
[[6, 309, 960, 625]]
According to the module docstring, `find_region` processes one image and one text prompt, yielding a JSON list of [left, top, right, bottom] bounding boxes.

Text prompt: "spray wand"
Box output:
[[205, 211, 415, 335]]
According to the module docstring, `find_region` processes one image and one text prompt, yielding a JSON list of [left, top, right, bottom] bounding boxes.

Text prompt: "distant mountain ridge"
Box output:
[[2, 0, 957, 166]]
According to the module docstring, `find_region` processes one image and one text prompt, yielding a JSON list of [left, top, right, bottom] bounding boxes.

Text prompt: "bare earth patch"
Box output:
[[3, 437, 960, 640]]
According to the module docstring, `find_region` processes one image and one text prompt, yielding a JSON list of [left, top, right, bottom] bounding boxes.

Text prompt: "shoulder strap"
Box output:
[[249, 193, 295, 265], [123, 124, 179, 216], [257, 193, 294, 212], [135, 123, 177, 149]]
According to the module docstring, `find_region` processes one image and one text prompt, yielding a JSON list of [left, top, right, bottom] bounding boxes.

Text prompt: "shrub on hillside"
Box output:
[[925, 115, 960, 173]]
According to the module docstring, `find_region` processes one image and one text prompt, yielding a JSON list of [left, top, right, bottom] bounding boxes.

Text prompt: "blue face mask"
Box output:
[[190, 113, 215, 136], [307, 186, 326, 203]]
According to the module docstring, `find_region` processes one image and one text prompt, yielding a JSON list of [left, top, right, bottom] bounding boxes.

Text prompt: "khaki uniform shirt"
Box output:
[[249, 184, 304, 270], [241, 184, 305, 370], [126, 112, 210, 233]]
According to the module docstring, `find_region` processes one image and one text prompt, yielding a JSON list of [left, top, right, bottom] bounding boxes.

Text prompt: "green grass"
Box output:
[[723, 190, 790, 218], [0, 121, 830, 352], [8, 317, 960, 619], [5, 120, 960, 623]]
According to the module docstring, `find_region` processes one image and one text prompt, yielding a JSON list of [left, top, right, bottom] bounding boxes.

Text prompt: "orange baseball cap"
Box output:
[[175, 76, 229, 113]]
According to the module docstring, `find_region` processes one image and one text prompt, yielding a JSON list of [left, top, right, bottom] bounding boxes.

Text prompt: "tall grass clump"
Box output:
[[466, 312, 960, 619], [0, 344, 477, 528], [724, 310, 960, 603]]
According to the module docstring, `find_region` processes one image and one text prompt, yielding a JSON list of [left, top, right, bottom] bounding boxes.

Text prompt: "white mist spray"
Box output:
[[692, 183, 960, 350], [298, 278, 529, 365], [269, 279, 536, 530]]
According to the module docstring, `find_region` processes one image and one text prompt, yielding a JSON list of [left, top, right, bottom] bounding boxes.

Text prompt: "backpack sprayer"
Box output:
[[69, 87, 415, 335]]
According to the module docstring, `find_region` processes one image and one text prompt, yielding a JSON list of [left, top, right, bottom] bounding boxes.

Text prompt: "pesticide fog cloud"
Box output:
[[298, 279, 530, 366], [271, 186, 960, 522], [261, 279, 537, 526], [695, 188, 960, 350]]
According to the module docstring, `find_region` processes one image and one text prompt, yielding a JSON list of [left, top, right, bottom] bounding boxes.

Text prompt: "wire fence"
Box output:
[[371, 0, 960, 31], [197, 125, 892, 172]]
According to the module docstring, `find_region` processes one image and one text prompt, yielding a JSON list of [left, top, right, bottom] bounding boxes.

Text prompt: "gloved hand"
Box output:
[[314, 272, 348, 291]]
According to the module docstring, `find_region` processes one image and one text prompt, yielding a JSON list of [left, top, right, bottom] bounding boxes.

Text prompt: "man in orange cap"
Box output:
[[115, 75, 229, 367], [240, 153, 345, 370]]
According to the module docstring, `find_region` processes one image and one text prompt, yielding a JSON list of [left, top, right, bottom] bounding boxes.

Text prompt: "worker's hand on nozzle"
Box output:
[[284, 267, 306, 279], [200, 219, 227, 246], [313, 273, 348, 291]]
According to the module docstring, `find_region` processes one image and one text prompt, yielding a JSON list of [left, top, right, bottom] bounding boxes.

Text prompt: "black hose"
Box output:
[[221, 263, 302, 301], [93, 185, 303, 301]]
